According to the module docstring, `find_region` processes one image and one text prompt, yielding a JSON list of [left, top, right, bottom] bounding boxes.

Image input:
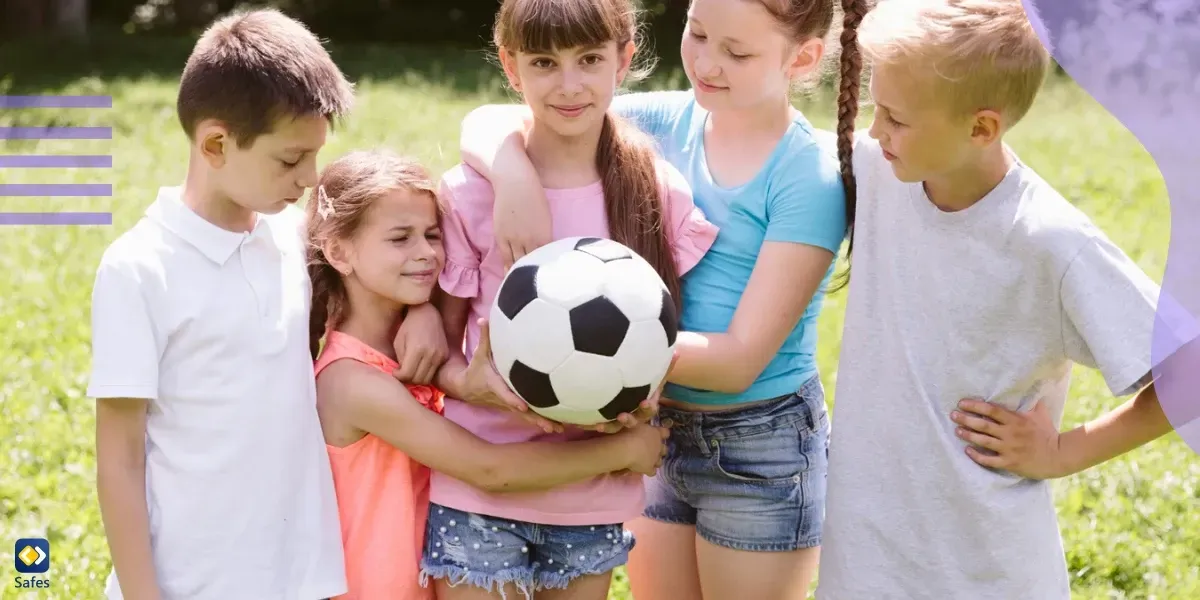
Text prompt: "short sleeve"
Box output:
[[656, 160, 717, 274], [764, 141, 848, 253], [437, 170, 485, 299], [86, 254, 163, 400], [1060, 235, 1195, 396], [611, 90, 693, 147]]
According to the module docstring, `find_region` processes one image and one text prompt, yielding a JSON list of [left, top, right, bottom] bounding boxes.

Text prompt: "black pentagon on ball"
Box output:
[[658, 289, 678, 346], [496, 264, 539, 320], [569, 297, 630, 357], [600, 385, 652, 421], [574, 237, 633, 262], [508, 360, 559, 408]]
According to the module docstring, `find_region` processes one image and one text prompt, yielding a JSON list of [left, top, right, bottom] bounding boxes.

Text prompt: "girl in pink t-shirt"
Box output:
[[417, 0, 719, 599], [305, 150, 671, 600]]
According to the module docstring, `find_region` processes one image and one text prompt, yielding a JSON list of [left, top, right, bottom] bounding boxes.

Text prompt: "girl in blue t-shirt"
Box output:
[[451, 0, 868, 598]]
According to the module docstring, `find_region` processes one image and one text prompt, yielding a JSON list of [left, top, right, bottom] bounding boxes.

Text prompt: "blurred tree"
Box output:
[[1, 0, 49, 38], [57, 0, 89, 37]]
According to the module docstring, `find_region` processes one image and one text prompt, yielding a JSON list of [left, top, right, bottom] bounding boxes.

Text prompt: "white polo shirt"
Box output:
[[87, 187, 346, 600]]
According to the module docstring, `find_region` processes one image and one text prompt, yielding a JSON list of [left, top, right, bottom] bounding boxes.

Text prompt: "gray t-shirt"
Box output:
[[816, 137, 1179, 599]]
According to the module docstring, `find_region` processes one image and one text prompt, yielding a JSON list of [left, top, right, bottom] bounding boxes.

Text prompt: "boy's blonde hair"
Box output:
[[859, 0, 1050, 126]]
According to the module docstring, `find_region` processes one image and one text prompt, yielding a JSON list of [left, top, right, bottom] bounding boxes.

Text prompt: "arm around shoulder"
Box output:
[[459, 104, 534, 179]]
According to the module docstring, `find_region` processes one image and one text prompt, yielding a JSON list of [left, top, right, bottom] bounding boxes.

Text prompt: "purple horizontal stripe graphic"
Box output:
[[0, 95, 112, 108], [0, 155, 111, 168], [0, 127, 112, 139], [0, 183, 112, 196], [0, 212, 112, 225]]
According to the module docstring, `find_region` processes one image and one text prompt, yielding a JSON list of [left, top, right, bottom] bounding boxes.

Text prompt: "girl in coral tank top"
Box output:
[[304, 149, 669, 600]]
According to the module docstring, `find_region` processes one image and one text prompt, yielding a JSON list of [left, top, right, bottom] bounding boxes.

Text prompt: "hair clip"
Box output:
[[316, 185, 335, 219]]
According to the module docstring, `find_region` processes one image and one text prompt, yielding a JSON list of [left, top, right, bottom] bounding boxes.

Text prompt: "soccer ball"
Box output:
[[487, 236, 678, 426]]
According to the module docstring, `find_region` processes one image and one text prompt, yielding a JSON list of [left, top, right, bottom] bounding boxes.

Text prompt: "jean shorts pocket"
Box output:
[[711, 426, 806, 486]]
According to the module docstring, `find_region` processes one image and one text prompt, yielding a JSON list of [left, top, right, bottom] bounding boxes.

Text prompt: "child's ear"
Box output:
[[498, 47, 523, 93], [195, 119, 230, 168], [969, 109, 1003, 146], [786, 38, 825, 80], [616, 41, 636, 84], [323, 239, 354, 277]]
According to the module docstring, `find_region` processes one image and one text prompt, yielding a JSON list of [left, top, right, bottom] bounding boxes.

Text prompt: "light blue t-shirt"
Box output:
[[613, 90, 847, 405]]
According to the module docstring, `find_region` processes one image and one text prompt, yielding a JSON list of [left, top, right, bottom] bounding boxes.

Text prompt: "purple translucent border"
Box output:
[[0, 95, 112, 108], [0, 127, 112, 140], [0, 155, 112, 168], [1023, 1, 1200, 453], [0, 184, 112, 196], [0, 212, 112, 225]]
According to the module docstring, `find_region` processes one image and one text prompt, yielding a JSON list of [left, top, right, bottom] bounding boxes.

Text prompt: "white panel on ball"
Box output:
[[599, 258, 666, 322], [505, 298, 575, 373], [611, 320, 672, 386], [548, 353, 624, 411], [534, 250, 608, 310], [533, 405, 606, 427], [487, 310, 518, 377]]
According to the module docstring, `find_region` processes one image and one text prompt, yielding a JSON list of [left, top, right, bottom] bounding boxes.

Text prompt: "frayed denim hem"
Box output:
[[533, 557, 626, 591], [535, 567, 575, 591], [419, 563, 537, 600]]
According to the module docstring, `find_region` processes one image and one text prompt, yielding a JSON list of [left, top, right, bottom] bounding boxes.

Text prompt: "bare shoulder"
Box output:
[[315, 359, 416, 407]]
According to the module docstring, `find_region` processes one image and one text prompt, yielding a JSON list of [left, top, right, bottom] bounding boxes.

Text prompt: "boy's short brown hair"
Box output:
[[859, 0, 1050, 128], [177, 8, 354, 148]]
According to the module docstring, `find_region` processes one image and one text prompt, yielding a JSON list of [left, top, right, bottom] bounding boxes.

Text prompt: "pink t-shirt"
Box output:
[[433, 159, 718, 526]]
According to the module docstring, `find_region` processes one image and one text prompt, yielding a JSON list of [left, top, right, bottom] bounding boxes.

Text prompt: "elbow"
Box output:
[[713, 364, 761, 395], [462, 461, 510, 493], [461, 104, 509, 132], [460, 104, 490, 129]]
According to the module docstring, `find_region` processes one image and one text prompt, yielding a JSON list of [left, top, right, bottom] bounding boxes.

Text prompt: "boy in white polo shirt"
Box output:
[[86, 9, 354, 599], [817, 1, 1198, 599]]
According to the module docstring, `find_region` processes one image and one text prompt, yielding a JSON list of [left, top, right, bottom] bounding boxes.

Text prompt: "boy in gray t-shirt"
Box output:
[[816, 2, 1198, 599]]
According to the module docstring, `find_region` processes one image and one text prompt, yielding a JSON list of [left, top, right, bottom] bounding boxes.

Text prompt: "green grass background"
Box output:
[[0, 37, 1197, 599]]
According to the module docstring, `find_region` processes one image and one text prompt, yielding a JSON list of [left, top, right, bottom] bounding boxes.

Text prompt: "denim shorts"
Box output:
[[645, 374, 830, 552], [418, 503, 634, 599]]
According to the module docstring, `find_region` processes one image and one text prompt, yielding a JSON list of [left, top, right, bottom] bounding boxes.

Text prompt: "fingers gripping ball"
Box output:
[[488, 237, 678, 426]]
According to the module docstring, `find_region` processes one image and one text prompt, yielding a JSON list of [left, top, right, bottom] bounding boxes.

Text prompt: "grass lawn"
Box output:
[[1, 36, 1197, 599]]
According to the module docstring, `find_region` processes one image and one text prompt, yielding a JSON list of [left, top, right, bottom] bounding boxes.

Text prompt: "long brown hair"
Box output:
[[492, 0, 683, 311], [753, 0, 868, 289], [305, 150, 440, 359]]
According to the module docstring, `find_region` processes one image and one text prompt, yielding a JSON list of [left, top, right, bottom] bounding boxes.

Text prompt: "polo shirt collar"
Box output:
[[146, 186, 275, 265]]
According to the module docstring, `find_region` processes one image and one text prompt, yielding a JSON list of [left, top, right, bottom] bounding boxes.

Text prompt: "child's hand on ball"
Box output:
[[591, 351, 677, 434], [619, 423, 669, 476], [463, 319, 563, 434]]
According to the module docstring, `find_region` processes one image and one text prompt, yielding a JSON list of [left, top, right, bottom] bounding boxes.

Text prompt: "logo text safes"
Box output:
[[13, 538, 51, 590]]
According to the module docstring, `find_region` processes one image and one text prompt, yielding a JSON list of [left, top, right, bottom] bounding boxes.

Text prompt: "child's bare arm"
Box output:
[[668, 242, 836, 394], [95, 398, 161, 600], [433, 292, 562, 433], [392, 290, 450, 385], [322, 362, 667, 492], [458, 104, 548, 268], [953, 382, 1175, 479]]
